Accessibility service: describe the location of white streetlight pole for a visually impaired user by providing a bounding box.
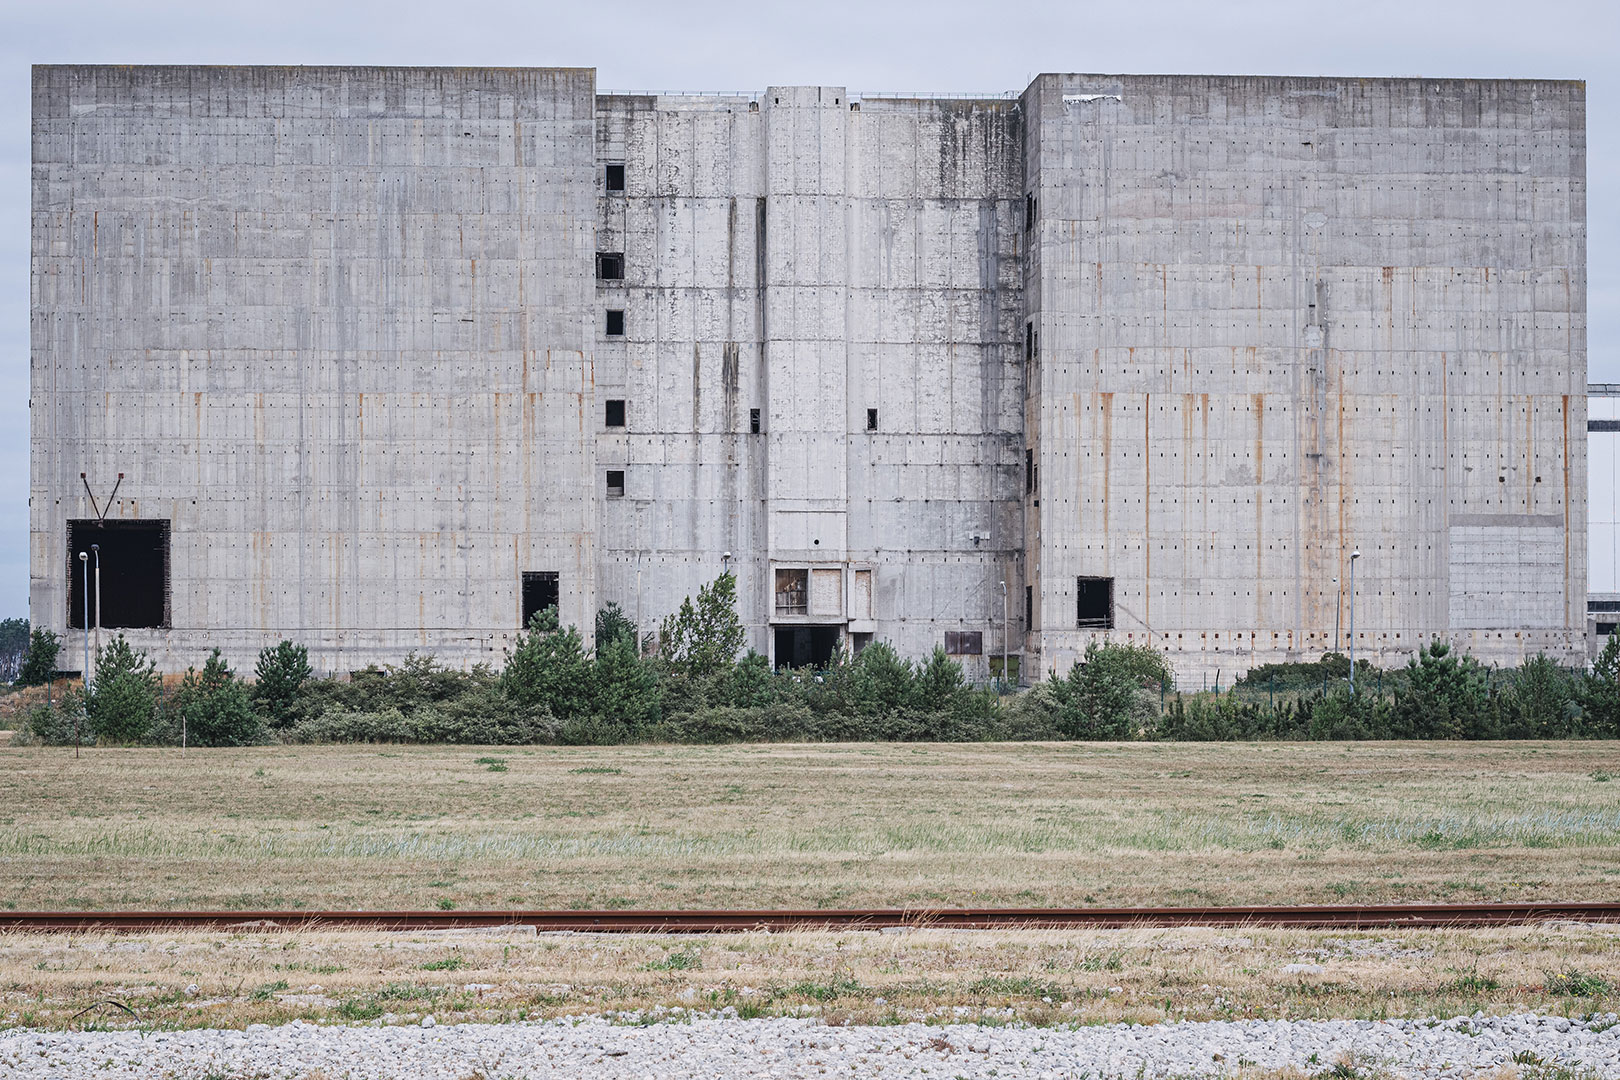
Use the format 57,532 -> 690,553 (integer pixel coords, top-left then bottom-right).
91,543 -> 101,663
1332,576 -> 1340,658
79,551 -> 90,691
999,579 -> 1008,690
1349,550 -> 1362,693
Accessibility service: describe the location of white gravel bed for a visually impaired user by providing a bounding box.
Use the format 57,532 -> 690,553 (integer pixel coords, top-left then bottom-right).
2,1012 -> 1617,1078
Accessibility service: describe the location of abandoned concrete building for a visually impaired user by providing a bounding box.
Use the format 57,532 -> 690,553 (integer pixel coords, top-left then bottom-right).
30,66 -> 1588,683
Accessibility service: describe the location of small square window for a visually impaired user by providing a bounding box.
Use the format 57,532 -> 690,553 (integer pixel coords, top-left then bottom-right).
605,163 -> 625,192
605,400 -> 625,427
605,309 -> 625,336
606,470 -> 625,497
750,408 -> 761,434
866,408 -> 878,431
596,252 -> 624,280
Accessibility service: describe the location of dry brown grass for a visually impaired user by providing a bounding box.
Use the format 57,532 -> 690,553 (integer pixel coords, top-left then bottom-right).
1,740 -> 1617,912
2,922 -> 1615,1034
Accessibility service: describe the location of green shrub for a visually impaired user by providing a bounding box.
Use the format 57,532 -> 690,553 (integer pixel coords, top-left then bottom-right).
1502,653 -> 1579,738
0,618 -> 29,684
15,627 -> 61,688
280,692 -> 556,745
592,633 -> 661,732
86,636 -> 159,743
1050,640 -> 1171,739
658,572 -> 748,710
1390,640 -> 1489,739
501,607 -> 592,721
15,691 -> 91,746
1580,630 -> 1620,737
595,602 -> 639,651
253,640 -> 312,728
172,649 -> 263,746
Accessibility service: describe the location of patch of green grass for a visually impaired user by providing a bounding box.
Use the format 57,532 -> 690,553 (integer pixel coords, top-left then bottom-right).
569,766 -> 622,775
968,975 -> 1068,999
435,898 -> 456,910
474,757 -> 507,772
1591,771 -> 1612,783
640,948 -> 700,972
1437,972 -> 1501,994
1545,969 -> 1613,997
248,979 -> 289,1002
781,975 -> 864,1002
420,955 -> 466,972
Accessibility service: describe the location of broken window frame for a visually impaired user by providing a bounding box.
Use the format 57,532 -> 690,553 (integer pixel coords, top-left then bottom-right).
606,470 -> 625,498
1076,576 -> 1114,630
774,568 -> 808,616
596,252 -> 624,281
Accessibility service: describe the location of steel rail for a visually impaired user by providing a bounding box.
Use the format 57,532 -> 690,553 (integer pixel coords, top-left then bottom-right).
2,902 -> 1617,934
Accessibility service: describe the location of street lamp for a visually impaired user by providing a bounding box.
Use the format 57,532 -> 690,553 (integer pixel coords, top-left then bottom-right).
1349,550 -> 1362,693
999,579 -> 1009,691
90,543 -> 101,663
78,551 -> 90,692
1332,576 -> 1340,657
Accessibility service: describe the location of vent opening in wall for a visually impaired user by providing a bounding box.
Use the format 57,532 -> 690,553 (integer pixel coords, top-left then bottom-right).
1025,193 -> 1036,230
67,520 -> 169,629
604,163 -> 625,192
606,470 -> 625,497
605,400 -> 626,427
750,408 -> 761,434
866,408 -> 878,431
520,571 -> 559,629
1077,576 -> 1114,629
596,252 -> 624,280
1025,449 -> 1034,494
1025,585 -> 1033,630
605,309 -> 625,336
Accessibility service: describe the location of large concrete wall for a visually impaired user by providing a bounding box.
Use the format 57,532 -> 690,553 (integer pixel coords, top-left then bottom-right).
31,66 -> 598,673
31,67 -> 1586,683
593,88 -> 1023,671
1024,75 -> 1587,682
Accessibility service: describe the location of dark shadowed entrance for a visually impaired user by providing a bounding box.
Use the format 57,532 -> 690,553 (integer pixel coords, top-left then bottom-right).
774,625 -> 840,670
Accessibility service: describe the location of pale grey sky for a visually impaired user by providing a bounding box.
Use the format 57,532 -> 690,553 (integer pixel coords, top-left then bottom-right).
3,0 -> 1616,618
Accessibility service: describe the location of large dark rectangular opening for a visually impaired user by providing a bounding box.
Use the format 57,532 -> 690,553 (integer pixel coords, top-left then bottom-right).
521,571 -> 559,629
774,625 -> 840,670
67,520 -> 170,629
1077,576 -> 1114,629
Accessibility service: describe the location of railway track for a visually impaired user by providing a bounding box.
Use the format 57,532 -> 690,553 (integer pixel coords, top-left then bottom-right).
3,902 -> 1617,934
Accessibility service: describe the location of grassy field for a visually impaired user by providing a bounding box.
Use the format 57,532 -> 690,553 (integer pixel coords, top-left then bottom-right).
1,741 -> 1618,912
2,923 -> 1616,1034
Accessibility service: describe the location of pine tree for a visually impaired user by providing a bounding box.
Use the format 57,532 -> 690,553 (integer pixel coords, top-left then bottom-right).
253,640 -> 312,728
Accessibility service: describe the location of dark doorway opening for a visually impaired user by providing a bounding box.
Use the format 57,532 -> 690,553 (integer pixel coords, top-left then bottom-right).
774,625 -> 840,670
1077,576 -> 1114,629
67,520 -> 170,629
521,571 -> 560,628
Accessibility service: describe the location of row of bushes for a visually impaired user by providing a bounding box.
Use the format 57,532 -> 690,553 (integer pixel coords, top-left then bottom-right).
13,574 -> 1620,746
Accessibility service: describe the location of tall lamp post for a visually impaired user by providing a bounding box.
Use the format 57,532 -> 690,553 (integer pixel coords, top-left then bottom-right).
91,544 -> 101,664
79,551 -> 90,690
1349,550 -> 1362,693
1332,576 -> 1340,657
999,579 -> 1009,691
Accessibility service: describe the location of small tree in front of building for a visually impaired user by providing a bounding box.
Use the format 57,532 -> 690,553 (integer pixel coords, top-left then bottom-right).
253,640 -> 313,729
86,635 -> 159,743
174,648 -> 262,747
501,606 -> 593,721
658,573 -> 747,710
15,627 -> 61,687
1581,630 -> 1620,737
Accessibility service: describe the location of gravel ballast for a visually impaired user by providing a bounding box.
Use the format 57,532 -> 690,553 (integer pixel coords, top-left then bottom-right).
3,1012 -> 1617,1078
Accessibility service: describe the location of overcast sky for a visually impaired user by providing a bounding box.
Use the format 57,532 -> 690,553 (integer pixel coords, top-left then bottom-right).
2,0 -> 1616,619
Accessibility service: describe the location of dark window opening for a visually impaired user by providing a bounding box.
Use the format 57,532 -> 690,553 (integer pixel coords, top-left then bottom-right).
605,309 -> 625,336
606,470 -> 625,497
774,625 -> 840,670
851,631 -> 873,656
596,252 -> 624,280
1590,600 -> 1620,613
1077,576 -> 1114,629
1024,321 -> 1037,363
1025,585 -> 1033,631
866,408 -> 878,431
1024,192 -> 1036,231
775,568 -> 808,615
750,408 -> 761,434
520,571 -> 559,629
945,630 -> 983,655
604,163 -> 625,192
1598,621 -> 1619,637
67,519 -> 170,629
605,399 -> 626,427
1025,449 -> 1034,494
1590,419 -> 1620,432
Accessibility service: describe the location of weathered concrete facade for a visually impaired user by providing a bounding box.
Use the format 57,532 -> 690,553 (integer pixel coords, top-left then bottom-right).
31,67 -> 1586,682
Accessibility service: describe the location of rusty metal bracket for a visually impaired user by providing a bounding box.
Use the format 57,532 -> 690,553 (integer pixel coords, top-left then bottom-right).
80,472 -> 124,523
